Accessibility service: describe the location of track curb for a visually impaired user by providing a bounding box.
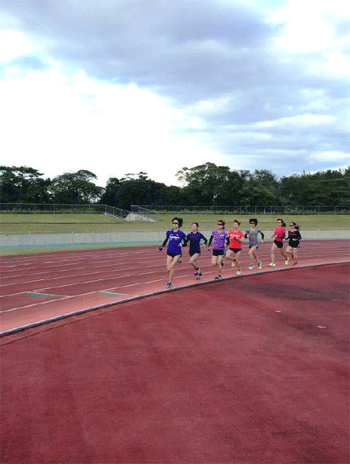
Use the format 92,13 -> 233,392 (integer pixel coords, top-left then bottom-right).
1,259 -> 349,340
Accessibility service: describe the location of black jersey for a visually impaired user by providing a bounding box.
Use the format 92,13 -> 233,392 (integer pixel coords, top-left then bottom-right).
286,230 -> 301,243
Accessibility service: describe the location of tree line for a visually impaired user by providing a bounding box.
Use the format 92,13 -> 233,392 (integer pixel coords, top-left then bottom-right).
1,163 -> 349,210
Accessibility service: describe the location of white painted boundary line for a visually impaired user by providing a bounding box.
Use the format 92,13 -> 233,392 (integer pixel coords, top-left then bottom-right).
1,260 -> 348,338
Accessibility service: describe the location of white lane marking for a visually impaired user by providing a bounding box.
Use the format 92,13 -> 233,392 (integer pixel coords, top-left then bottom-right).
0,278 -> 165,313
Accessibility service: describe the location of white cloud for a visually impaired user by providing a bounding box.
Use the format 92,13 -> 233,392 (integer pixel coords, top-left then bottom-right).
255,114 -> 334,128
0,0 -> 349,186
310,151 -> 350,162
0,62 -> 222,186
269,0 -> 350,58
309,52 -> 350,81
0,29 -> 33,62
184,97 -> 231,115
227,131 -> 272,141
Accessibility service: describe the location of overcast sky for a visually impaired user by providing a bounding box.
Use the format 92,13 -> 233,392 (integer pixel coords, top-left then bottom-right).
1,0 -> 349,187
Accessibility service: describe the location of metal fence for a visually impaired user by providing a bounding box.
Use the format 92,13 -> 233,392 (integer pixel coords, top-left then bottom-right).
0,203 -> 107,214
0,203 -> 156,222
1,203 -> 349,217
104,205 -> 131,220
132,205 -> 350,215
130,205 -> 159,222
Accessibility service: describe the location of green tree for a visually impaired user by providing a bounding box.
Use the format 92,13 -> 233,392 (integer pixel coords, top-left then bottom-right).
0,166 -> 51,203
241,170 -> 278,206
100,177 -> 121,206
50,170 -> 102,204
177,163 -> 249,206
278,168 -> 350,208
100,172 -> 183,210
125,179 -> 178,209
307,170 -> 350,207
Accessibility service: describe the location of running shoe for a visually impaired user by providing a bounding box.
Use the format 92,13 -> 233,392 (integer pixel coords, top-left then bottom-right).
231,261 -> 236,268
248,264 -> 254,270
268,263 -> 276,267
178,258 -> 182,263
285,259 -> 289,265
214,275 -> 222,280
293,262 -> 298,266
236,270 -> 242,275
258,261 -> 263,269
166,283 -> 173,289
221,260 -> 225,267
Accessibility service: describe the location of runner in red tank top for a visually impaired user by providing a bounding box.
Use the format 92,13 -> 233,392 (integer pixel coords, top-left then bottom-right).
269,218 -> 289,267
226,220 -> 244,275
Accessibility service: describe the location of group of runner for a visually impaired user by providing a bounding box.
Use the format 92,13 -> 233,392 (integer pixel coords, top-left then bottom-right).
159,218 -> 301,288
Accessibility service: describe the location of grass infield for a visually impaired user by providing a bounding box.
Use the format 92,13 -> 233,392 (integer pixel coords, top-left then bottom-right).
1,213 -> 349,234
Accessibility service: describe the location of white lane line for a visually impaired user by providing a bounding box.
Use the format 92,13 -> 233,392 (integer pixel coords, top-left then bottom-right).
3,258 -> 348,313
0,278 -> 165,313
2,250 -> 346,286
1,256 -> 349,299
2,260 -> 347,316
1,254 -> 163,279
0,248 -> 158,269
0,261 -> 165,289
0,266 -> 168,298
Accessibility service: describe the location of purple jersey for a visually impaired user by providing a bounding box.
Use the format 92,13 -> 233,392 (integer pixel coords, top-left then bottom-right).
211,229 -> 228,250
166,229 -> 186,255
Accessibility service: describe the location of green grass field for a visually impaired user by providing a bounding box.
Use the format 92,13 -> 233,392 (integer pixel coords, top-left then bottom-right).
1,212 -> 348,256
1,213 -> 349,234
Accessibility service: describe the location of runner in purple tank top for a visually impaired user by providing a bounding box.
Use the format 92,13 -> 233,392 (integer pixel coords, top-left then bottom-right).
207,220 -> 229,280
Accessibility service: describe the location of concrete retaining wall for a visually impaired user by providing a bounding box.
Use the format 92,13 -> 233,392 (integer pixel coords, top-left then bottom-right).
1,229 -> 349,249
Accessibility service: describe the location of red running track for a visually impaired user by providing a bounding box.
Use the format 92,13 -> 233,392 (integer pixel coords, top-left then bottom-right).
1,240 -> 349,335
0,263 -> 349,463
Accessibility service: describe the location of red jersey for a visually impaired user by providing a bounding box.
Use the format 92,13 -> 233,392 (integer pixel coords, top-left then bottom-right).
274,227 -> 286,242
228,229 -> 244,249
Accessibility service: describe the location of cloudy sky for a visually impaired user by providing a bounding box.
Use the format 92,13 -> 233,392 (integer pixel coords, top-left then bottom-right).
1,0 -> 349,187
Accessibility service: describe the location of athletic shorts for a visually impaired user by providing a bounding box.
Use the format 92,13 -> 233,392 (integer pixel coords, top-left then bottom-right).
274,240 -> 284,248
288,241 -> 300,248
212,249 -> 225,256
189,251 -> 200,257
229,247 -> 242,253
167,252 -> 181,258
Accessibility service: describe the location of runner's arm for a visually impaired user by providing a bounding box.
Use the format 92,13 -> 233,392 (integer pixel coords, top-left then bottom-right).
159,236 -> 169,250
200,234 -> 208,245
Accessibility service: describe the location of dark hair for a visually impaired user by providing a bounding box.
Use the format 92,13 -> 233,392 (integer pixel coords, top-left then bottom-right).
234,219 -> 241,225
217,220 -> 225,228
249,218 -> 258,225
277,218 -> 286,227
289,222 -> 300,229
172,217 -> 183,227
192,222 -> 199,228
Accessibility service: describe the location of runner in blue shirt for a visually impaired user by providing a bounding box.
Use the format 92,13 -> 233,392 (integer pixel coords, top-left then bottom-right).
186,222 -> 208,279
159,217 -> 187,288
